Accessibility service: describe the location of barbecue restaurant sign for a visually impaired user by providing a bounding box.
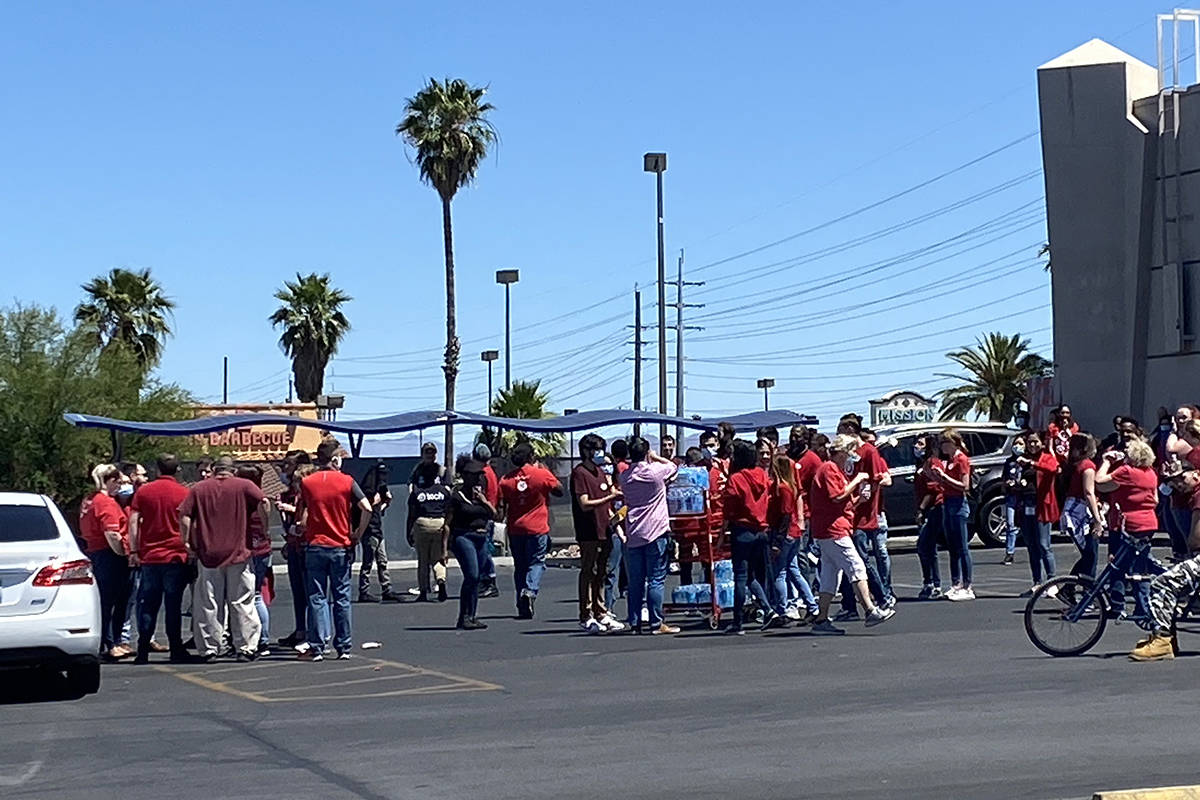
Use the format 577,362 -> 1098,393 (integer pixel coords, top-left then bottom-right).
190,404 -> 324,460
869,390 -> 937,427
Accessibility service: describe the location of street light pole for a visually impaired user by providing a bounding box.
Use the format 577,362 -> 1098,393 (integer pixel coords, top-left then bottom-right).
496,269 -> 519,390
481,350 -> 499,413
564,408 -> 578,468
644,152 -> 668,446
757,378 -> 775,412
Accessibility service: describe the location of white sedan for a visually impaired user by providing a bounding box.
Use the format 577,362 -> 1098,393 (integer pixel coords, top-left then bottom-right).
0,492 -> 102,696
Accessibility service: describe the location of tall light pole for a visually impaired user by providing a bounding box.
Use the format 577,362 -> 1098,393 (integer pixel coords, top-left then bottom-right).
644,152 -> 667,445
564,408 -> 578,467
481,350 -> 499,413
757,378 -> 775,412
496,269 -> 519,390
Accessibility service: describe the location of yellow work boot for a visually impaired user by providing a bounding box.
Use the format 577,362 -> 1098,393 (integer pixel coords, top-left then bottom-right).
1129,634 -> 1176,661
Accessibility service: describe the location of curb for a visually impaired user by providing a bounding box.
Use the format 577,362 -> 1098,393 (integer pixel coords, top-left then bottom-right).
1093,787 -> 1200,799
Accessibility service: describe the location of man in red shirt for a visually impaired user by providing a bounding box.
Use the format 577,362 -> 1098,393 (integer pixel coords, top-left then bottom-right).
128,454 -> 192,664
298,440 -> 373,661
499,442 -> 562,619
180,456 -> 269,662
835,419 -> 892,621
1135,468 -> 1200,660
474,443 -> 501,598
787,425 -> 823,585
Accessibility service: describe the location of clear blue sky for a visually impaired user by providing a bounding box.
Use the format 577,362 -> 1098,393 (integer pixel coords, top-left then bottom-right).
0,1 -> 1161,438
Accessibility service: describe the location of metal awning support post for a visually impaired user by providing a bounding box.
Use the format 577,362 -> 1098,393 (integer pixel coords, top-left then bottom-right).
110,430 -> 124,463
349,434 -> 364,459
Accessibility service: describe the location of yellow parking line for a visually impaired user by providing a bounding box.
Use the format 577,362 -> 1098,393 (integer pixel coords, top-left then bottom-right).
264,684 -> 500,702
1093,787 -> 1200,799
254,671 -> 426,695
216,662 -> 377,685
152,666 -> 271,703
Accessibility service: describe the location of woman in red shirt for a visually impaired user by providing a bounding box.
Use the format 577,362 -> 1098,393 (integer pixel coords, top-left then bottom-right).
807,435 -> 895,633
913,434 -> 948,599
1016,432 -> 1060,595
768,453 -> 818,620
1096,438 -> 1160,620
718,440 -> 776,634
79,463 -> 131,660
931,429 -> 975,601
1062,434 -> 1103,578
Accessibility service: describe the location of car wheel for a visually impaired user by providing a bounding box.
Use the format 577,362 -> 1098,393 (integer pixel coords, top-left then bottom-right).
974,495 -> 1007,548
66,662 -> 101,696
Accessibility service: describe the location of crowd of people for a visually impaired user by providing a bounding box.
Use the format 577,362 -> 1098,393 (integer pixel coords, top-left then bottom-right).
73,402 -> 1200,663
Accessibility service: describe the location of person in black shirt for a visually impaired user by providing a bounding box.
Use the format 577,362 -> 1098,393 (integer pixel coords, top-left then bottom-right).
408,443 -> 449,602
1001,435 -> 1028,566
571,434 -> 623,633
357,462 -> 400,603
448,458 -> 495,630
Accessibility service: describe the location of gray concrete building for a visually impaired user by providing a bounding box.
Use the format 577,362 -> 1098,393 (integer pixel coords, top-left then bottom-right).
1037,35 -> 1200,430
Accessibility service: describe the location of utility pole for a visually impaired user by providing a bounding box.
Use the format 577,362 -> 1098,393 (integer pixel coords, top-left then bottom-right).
222,356 -> 228,404
287,378 -> 293,404
632,285 -> 643,438
643,152 -> 668,447
672,248 -> 704,445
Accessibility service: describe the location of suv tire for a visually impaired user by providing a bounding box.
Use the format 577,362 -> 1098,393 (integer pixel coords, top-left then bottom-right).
66,662 -> 101,696
975,494 -> 1008,548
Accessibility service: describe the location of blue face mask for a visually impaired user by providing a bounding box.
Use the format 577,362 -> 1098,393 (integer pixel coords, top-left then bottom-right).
1012,445 -> 1026,457
591,451 -> 606,465
601,464 -> 614,476
913,446 -> 926,460
117,484 -> 134,498
704,446 -> 718,459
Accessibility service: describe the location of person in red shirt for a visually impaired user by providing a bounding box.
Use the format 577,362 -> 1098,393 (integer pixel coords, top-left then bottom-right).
807,435 -> 895,634
913,434 -> 948,599
1062,434 -> 1103,578
768,452 -> 818,620
1096,438 -> 1160,621
716,440 -> 775,634
833,418 -> 892,620
127,454 -> 192,663
931,428 -> 976,601
296,442 -> 372,661
180,456 -> 270,662
499,442 -> 563,619
474,443 -> 501,599
1046,404 -> 1080,464
237,464 -> 275,657
80,463 -> 131,660
1015,432 -> 1061,595
275,450 -> 313,648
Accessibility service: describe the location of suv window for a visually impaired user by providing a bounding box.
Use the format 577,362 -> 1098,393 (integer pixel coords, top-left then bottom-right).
964,432 -> 1007,457
881,437 -> 918,469
0,505 -> 58,542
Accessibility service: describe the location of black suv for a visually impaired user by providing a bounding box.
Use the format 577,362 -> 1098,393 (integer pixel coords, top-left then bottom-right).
874,422 -> 1021,547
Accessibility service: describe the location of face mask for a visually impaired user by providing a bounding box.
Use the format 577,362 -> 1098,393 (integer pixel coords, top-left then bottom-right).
591,451 -> 606,465
1161,423 -> 1172,432
1012,445 -> 1025,456
117,484 -> 134,498
913,446 -> 926,460
704,446 -> 718,458
601,465 -> 614,476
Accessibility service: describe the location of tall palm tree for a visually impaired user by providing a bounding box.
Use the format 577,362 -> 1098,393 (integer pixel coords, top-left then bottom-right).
476,379 -> 564,462
269,273 -> 352,403
396,77 -> 497,471
73,267 -> 175,371
937,332 -> 1052,422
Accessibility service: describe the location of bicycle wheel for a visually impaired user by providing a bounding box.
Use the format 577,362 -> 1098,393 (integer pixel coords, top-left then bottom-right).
1024,575 -> 1107,656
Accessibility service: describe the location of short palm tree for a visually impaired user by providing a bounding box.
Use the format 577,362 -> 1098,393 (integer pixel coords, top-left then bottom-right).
269,273 -> 352,403
396,77 -> 497,470
73,267 -> 175,371
937,332 -> 1052,422
477,380 -> 564,461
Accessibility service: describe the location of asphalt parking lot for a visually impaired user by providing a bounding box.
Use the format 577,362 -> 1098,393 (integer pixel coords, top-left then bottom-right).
2,541 -> 1198,800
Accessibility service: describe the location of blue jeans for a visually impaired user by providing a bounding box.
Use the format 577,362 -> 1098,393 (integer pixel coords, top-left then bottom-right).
305,546 -> 352,655
866,520 -> 893,601
481,521 -> 497,581
252,553 -> 271,644
1005,496 -> 1020,554
605,535 -> 625,612
510,534 -> 549,599
765,534 -> 798,616
1162,499 -> 1191,557
943,497 -> 973,587
1071,533 -> 1099,578
1108,530 -> 1156,618
778,537 -> 818,613
88,548 -> 131,652
731,528 -> 774,628
1021,514 -> 1056,584
121,568 -> 140,645
625,536 -> 669,629
137,562 -> 189,655
285,543 -> 307,637
840,528 -> 886,612
916,505 -> 944,588
451,531 -> 488,623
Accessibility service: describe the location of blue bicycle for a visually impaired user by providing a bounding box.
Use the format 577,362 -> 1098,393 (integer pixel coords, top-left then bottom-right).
1024,533 -> 1174,656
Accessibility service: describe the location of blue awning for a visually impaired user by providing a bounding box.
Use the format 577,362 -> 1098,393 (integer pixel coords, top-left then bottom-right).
63,408 -> 817,437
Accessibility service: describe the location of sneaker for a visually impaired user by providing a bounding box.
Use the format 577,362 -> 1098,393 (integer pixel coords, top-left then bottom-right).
525,590 -> 536,618
600,615 -> 626,633
1003,553 -> 1014,565
1018,588 -> 1035,599
810,620 -> 845,636
784,605 -> 803,621
833,609 -> 860,622
235,650 -> 257,663
917,585 -> 936,600
581,618 -> 602,635
944,587 -> 964,601
927,587 -> 943,600
479,582 -> 500,599
169,651 -> 203,664
294,641 -> 311,653
457,617 -> 488,631
1129,634 -> 1176,661
1044,584 -> 1060,599
516,593 -> 532,619
437,581 -> 448,603
652,623 -> 681,635
865,607 -> 896,627
357,592 -> 379,603
882,595 -> 898,610
723,626 -> 745,636
257,642 -> 271,657
297,650 -> 324,662
380,590 -> 403,603
337,652 -> 351,660
416,592 -> 429,603
147,640 -> 169,653
278,632 -> 304,647
759,611 -> 787,632
199,653 -> 219,664
948,587 -> 976,602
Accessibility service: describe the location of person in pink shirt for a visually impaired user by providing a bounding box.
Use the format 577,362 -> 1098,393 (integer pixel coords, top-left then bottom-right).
618,436 -> 680,635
